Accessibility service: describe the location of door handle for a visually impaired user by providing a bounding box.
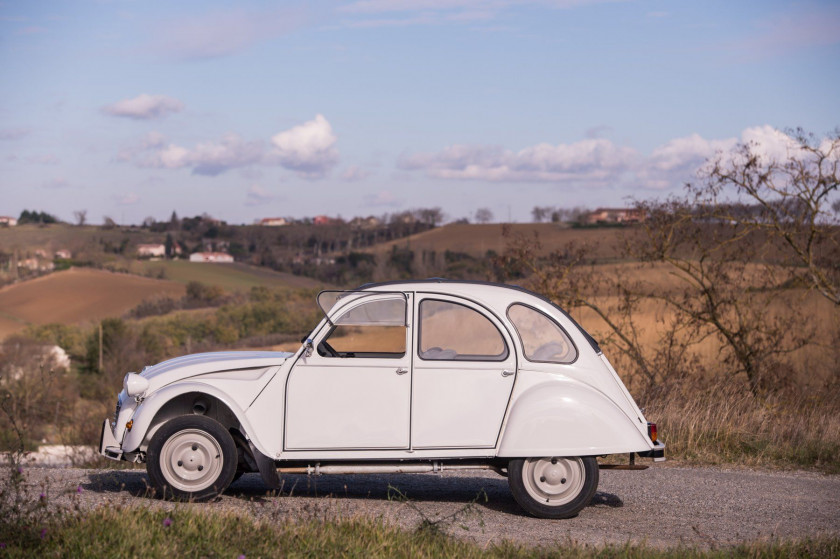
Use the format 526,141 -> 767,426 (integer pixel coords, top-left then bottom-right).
396,367 -> 409,375
501,369 -> 515,377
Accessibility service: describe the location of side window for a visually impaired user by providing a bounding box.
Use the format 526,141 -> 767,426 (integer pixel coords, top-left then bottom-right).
507,304 -> 577,364
418,299 -> 508,361
319,297 -> 406,358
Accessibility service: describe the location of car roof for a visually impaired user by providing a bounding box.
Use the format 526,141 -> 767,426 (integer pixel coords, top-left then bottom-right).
353,279 -> 601,354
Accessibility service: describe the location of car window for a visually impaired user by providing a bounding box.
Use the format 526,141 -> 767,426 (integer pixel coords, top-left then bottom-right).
318,297 -> 407,358
418,299 -> 508,361
507,304 -> 577,364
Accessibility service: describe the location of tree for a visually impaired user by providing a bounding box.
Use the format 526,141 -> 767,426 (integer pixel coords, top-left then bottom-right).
102,216 -> 117,229
531,206 -> 550,223
688,128 -> 840,305
415,207 -> 444,227
73,210 -> 87,226
165,234 -> 175,258
475,208 -> 494,224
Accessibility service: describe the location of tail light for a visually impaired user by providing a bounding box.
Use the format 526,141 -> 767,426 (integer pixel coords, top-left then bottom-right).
647,422 -> 657,443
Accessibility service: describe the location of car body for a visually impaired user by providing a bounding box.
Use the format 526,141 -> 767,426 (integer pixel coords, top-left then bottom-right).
99,280 -> 664,518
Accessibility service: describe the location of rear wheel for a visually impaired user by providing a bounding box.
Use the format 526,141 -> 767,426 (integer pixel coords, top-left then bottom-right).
146,415 -> 237,502
507,456 -> 599,518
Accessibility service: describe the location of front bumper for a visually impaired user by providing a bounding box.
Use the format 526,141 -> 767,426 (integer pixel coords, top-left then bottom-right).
98,419 -> 123,461
637,440 -> 666,462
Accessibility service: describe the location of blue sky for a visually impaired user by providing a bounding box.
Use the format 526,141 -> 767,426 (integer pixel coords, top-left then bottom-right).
1,0 -> 838,224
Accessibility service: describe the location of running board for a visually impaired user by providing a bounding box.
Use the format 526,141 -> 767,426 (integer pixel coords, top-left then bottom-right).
275,461 -> 506,476
598,464 -> 649,470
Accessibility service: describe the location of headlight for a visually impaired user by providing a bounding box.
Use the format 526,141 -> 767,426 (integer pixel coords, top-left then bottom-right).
123,373 -> 149,398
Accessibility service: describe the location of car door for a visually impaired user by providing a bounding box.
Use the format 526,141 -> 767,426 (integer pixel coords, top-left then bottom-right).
411,294 -> 517,448
284,292 -> 412,450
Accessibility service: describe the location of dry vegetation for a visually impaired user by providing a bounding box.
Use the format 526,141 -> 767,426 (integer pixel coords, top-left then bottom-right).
498,130 -> 840,472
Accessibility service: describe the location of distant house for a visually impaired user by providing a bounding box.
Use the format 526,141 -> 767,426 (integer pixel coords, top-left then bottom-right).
0,216 -> 17,227
54,249 -> 72,259
189,252 -> 234,263
137,244 -> 166,258
19,257 -> 54,272
584,208 -> 646,225
258,217 -> 289,226
349,216 -> 382,229
313,215 -> 331,226
35,249 -> 48,258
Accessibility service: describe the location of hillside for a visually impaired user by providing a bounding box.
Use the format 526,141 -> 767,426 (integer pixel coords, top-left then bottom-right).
360,223 -> 631,261
0,267 -> 185,338
137,261 -> 326,291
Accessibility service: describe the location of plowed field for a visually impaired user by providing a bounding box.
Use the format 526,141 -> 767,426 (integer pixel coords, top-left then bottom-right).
0,267 -> 185,338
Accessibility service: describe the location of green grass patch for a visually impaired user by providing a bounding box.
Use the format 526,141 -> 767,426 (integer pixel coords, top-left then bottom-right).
1,507 -> 837,558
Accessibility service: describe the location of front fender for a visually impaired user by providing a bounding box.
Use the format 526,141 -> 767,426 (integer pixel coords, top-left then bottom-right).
498,377 -> 652,457
121,381 -> 273,458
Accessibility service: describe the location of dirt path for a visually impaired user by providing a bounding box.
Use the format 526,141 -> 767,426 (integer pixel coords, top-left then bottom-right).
20,465 -> 840,549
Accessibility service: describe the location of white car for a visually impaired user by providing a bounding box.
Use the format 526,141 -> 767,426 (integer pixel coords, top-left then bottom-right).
99,280 -> 664,518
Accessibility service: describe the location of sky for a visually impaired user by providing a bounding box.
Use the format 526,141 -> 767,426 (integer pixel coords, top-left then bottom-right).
1,0 -> 838,225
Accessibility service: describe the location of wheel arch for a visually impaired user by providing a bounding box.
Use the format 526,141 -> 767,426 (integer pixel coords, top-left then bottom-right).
121,382 -> 272,458
498,378 -> 652,457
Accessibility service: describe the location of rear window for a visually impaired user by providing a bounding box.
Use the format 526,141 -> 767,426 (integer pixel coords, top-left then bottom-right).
507,304 -> 577,364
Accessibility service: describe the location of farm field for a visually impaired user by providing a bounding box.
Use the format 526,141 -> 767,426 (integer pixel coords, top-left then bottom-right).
0,267 -> 185,338
362,222 -> 630,261
137,260 -> 326,291
0,223 -> 158,252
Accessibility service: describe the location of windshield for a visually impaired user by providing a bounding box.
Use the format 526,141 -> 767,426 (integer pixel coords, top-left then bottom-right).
316,290 -> 408,326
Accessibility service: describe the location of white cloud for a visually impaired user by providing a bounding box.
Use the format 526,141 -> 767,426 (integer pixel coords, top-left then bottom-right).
269,114 -> 339,177
398,126 -> 816,191
245,184 -> 275,206
736,6 -> 840,58
117,193 -> 140,205
152,8 -> 307,60
102,94 -> 185,120
145,133 -> 264,176
119,115 -> 339,178
341,165 -> 371,181
399,138 -> 636,185
339,0 -> 624,26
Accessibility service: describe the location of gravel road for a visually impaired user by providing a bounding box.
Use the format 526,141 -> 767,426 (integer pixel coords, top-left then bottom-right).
19,465 -> 840,549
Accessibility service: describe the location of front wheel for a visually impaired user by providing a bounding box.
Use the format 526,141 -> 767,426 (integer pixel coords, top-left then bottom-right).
146,415 -> 237,502
507,456 -> 599,519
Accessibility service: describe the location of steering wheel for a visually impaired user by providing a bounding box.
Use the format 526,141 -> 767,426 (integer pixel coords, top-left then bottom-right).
531,341 -> 572,362
317,340 -> 340,358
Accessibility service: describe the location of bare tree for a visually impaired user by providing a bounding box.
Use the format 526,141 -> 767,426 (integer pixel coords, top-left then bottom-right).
475,208 -> 494,224
688,128 -> 840,305
73,210 -> 87,226
531,206 -> 551,223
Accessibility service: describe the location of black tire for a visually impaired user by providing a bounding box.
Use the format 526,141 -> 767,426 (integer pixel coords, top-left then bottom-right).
507,456 -> 599,519
146,415 -> 237,502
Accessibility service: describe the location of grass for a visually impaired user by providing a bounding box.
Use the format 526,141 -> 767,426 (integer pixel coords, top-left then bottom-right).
639,380 -> 840,473
1,506 -> 838,558
137,260 -> 326,292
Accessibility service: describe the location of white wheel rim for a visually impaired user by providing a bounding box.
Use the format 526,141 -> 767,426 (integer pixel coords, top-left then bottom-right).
521,457 -> 585,506
159,428 -> 224,493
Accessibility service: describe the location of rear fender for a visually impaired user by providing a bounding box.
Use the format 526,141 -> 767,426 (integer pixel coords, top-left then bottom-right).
121,382 -> 273,458
498,378 -> 652,457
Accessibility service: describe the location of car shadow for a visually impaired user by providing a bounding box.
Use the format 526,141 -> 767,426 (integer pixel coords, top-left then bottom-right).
84,470 -> 622,516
